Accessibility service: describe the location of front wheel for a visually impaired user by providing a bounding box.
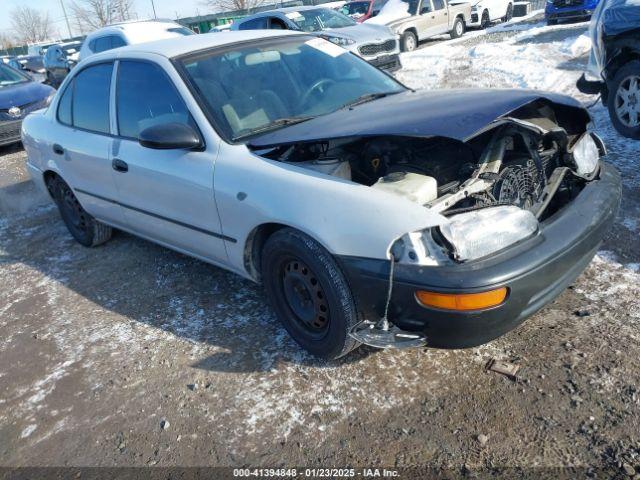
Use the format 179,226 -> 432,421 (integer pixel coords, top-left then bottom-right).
451,17 -> 465,38
261,228 -> 360,359
502,3 -> 513,22
607,61 -> 640,140
401,31 -> 418,52
48,176 -> 113,247
547,18 -> 558,26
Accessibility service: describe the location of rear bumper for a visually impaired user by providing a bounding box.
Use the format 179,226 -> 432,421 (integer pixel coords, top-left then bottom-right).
338,163 -> 621,348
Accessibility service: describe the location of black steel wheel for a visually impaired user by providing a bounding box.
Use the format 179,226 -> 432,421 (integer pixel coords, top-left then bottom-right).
261,228 -> 360,359
48,176 -> 112,247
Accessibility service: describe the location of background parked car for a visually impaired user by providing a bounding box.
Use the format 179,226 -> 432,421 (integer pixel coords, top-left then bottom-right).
44,41 -> 82,87
8,55 -> 45,75
27,42 -> 57,57
545,0 -> 600,25
341,0 -> 389,22
0,62 -> 55,147
231,7 -> 401,71
79,19 -> 195,60
367,0 -> 472,51
450,0 -> 513,28
577,0 -> 640,139
0,55 -> 15,64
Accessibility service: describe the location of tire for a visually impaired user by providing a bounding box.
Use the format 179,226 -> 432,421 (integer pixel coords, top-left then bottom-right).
48,176 -> 113,247
547,18 -> 558,26
502,3 -> 513,22
607,61 -> 640,140
451,17 -> 465,38
401,31 -> 418,52
45,71 -> 53,86
261,228 -> 360,359
480,10 -> 490,29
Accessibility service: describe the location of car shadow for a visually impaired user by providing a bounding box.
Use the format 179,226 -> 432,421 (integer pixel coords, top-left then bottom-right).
0,179 -> 377,374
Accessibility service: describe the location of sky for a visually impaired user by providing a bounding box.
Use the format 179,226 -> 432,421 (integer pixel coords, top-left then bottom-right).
1,0 -> 209,37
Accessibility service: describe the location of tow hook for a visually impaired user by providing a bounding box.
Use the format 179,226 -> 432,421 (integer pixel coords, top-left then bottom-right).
349,319 -> 427,349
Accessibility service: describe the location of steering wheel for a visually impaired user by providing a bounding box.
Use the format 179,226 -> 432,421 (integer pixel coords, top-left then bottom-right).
299,78 -> 337,108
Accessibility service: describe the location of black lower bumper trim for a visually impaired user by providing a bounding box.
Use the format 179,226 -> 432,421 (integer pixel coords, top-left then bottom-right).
338,163 -> 622,349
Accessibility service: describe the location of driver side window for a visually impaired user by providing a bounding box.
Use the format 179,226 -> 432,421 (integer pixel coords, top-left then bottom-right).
420,0 -> 432,13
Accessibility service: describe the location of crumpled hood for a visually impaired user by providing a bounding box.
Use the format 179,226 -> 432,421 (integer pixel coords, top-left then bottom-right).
0,81 -> 54,109
248,88 -> 586,148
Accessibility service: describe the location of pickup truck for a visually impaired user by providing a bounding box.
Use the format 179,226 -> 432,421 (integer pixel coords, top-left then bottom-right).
368,0 -> 472,51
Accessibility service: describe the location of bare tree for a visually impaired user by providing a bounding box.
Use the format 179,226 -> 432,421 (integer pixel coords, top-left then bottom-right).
201,0 -> 268,13
70,0 -> 136,30
10,6 -> 54,44
0,32 -> 17,50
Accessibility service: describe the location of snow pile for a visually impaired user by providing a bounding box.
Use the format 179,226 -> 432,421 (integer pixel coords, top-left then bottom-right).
365,0 -> 411,24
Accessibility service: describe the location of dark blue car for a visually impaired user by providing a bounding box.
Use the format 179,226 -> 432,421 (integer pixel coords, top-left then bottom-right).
0,63 -> 55,147
545,0 -> 600,25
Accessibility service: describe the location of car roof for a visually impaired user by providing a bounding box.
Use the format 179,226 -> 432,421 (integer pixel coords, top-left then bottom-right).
86,30 -> 304,61
85,19 -> 188,41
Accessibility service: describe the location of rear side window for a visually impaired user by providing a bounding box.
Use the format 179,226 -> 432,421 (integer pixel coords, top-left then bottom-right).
71,63 -> 113,133
57,82 -> 73,125
432,0 -> 445,9
238,17 -> 269,30
116,61 -> 193,139
111,36 -> 126,48
93,36 -> 112,53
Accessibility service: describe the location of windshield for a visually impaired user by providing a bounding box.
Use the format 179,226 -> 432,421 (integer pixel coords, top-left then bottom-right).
286,8 -> 357,31
342,2 -> 371,15
0,63 -> 30,87
180,36 -> 404,141
167,26 -> 195,36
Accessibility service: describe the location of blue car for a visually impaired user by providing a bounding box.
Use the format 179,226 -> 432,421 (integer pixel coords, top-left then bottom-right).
0,63 -> 55,147
545,0 -> 600,25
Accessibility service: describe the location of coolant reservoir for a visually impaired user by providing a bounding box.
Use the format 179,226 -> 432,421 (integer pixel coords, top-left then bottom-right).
296,158 -> 351,180
372,172 -> 438,205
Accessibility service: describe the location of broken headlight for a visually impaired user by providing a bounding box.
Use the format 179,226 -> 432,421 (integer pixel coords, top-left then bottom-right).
440,206 -> 538,262
571,132 -> 601,178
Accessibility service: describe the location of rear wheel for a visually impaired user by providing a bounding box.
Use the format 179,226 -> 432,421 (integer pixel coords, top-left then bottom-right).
401,31 -> 418,52
547,18 -> 558,26
451,17 -> 465,38
47,176 -> 112,247
607,61 -> 640,139
261,228 -> 360,359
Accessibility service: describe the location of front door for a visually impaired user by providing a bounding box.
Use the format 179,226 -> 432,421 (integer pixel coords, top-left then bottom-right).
109,59 -> 228,265
431,0 -> 451,34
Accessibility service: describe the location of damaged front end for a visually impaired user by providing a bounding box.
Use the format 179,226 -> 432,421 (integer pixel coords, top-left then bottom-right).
251,97 -> 606,348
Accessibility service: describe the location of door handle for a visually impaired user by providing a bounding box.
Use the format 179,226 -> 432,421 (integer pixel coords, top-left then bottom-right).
52,143 -> 64,155
112,158 -> 128,173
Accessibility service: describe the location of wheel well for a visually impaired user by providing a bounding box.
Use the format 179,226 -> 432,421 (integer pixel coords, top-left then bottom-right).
403,28 -> 417,39
457,13 -> 465,24
43,170 -> 61,199
243,222 -> 289,282
607,50 -> 640,81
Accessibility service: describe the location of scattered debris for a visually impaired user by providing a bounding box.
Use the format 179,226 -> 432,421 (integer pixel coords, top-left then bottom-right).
623,463 -> 636,477
574,310 -> 592,317
160,419 -> 170,430
486,359 -> 520,380
477,434 -> 489,447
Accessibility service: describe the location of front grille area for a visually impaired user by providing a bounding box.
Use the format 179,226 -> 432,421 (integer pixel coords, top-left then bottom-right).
0,120 -> 22,146
552,0 -> 583,7
368,54 -> 401,71
0,98 -> 48,121
471,13 -> 479,22
359,39 -> 397,57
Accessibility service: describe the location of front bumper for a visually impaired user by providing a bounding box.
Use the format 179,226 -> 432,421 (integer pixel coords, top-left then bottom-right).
338,163 -> 621,349
366,53 -> 402,72
0,120 -> 22,147
546,7 -> 594,21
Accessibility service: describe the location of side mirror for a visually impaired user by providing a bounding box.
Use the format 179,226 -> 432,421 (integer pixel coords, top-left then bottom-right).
138,123 -> 202,150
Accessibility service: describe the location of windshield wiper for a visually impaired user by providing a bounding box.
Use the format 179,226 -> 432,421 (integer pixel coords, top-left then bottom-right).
339,91 -> 399,110
233,115 -> 314,141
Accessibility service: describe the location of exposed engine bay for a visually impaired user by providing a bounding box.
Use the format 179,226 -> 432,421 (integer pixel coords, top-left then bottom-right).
255,101 -> 602,264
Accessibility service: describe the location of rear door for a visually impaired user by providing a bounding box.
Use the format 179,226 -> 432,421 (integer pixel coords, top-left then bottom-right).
52,62 -> 126,227
431,0 -> 451,34
109,59 -> 227,264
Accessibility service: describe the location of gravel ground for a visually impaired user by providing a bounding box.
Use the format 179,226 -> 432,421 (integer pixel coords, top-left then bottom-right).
1,17 -> 639,477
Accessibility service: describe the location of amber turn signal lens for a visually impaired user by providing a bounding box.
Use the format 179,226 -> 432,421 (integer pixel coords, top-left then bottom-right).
415,288 -> 508,311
